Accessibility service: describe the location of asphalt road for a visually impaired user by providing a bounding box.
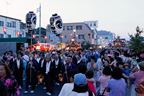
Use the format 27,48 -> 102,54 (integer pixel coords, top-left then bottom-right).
20,81 -> 136,96
20,81 -> 63,96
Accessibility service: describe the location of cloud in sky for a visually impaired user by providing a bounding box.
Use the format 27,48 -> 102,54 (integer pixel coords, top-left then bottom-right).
0,0 -> 144,39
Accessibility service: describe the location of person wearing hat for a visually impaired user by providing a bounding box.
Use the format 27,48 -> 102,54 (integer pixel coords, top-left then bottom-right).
130,61 -> 144,96
72,73 -> 95,96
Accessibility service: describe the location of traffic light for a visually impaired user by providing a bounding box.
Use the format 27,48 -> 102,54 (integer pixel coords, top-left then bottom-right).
3,28 -> 6,34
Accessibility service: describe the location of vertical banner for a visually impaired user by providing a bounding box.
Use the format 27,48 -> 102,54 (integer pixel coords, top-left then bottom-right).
50,29 -> 60,45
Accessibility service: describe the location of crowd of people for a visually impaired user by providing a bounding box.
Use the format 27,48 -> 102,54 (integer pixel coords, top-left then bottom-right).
0,48 -> 144,96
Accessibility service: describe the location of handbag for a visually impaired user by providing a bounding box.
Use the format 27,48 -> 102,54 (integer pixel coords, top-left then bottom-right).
99,88 -> 106,96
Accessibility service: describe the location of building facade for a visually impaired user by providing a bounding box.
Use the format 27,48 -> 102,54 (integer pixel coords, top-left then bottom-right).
46,22 -> 96,44
0,15 -> 25,38
84,21 -> 98,44
97,30 -> 115,47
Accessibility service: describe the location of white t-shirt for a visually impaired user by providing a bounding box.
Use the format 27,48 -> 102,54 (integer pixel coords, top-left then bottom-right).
59,83 -> 77,96
77,91 -> 95,96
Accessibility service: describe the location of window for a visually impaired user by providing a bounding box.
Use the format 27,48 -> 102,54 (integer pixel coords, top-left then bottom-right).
0,34 -> 4,38
0,21 -> 4,26
92,34 -> 94,39
88,34 -> 90,39
12,21 -> 16,28
65,35 -> 66,38
94,23 -> 96,26
7,34 -> 11,38
63,26 -> 65,30
90,23 -> 92,26
67,26 -> 73,30
78,35 -> 84,39
76,26 -> 82,30
105,37 -> 108,39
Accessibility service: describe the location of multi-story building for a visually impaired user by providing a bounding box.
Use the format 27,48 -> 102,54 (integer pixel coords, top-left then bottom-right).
84,21 -> 98,44
97,30 -> 115,47
46,22 -> 96,44
0,15 -> 25,38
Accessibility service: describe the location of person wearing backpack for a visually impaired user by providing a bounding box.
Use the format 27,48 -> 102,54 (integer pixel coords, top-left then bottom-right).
130,61 -> 144,96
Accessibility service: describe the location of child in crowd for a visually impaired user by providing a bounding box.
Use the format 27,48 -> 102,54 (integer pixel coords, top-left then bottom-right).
86,71 -> 96,95
122,63 -> 131,86
98,66 -> 112,96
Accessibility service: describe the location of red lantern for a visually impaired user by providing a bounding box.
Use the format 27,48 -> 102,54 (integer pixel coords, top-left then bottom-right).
66,43 -> 69,47
45,36 -> 47,39
71,38 -> 75,42
33,35 -> 35,38
70,34 -> 72,36
51,40 -> 53,42
3,28 -> 6,34
138,32 -> 140,34
54,37 -> 56,39
61,36 -> 64,38
16,32 -> 20,36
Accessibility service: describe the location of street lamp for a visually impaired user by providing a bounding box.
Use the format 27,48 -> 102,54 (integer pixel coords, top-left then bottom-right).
73,29 -> 76,38
73,29 -> 76,43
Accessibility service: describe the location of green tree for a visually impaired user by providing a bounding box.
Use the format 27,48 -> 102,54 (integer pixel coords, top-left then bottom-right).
81,41 -> 91,49
129,26 -> 144,50
35,27 -> 46,36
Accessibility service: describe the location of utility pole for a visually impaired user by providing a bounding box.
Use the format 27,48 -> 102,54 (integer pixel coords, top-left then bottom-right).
39,3 -> 41,43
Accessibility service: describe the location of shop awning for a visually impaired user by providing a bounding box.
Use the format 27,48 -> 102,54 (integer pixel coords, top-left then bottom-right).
0,37 -> 32,43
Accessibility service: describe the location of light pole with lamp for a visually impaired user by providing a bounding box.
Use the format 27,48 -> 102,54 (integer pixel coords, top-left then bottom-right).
73,29 -> 76,42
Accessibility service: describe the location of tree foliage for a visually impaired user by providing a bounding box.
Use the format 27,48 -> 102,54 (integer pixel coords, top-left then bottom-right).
81,41 -> 91,49
129,28 -> 144,50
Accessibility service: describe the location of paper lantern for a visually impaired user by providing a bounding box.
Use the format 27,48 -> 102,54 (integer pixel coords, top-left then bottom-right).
26,11 -> 37,30
16,32 -> 20,36
50,14 -> 63,36
45,36 -> 47,39
33,35 -> 36,38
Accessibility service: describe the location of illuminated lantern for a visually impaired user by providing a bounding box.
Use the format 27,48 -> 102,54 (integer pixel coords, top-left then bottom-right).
54,36 -> 56,39
61,35 -> 64,38
3,28 -> 6,34
70,34 -> 72,36
71,38 -> 75,42
26,11 -> 37,30
45,36 -> 47,39
16,32 -> 20,36
138,32 -> 140,34
66,43 -> 69,47
33,35 -> 36,38
50,14 -> 63,36
59,77 -> 63,82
